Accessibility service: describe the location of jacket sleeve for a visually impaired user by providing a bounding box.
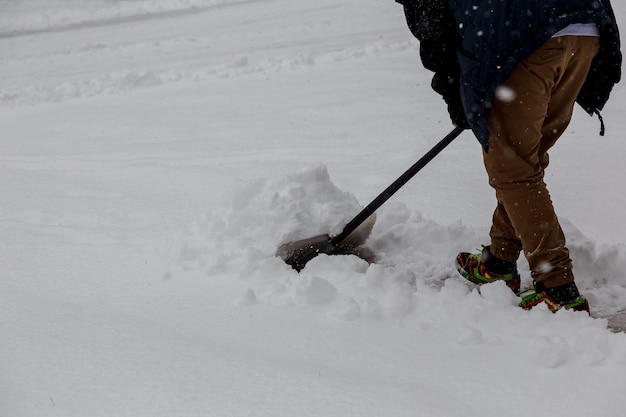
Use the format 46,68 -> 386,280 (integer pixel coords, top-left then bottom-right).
397,0 -> 468,128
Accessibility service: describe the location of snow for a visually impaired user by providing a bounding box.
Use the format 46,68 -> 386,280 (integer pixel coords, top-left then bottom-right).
1,1 -> 626,416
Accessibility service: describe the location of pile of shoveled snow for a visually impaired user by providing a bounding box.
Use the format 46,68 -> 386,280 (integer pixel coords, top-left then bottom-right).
162,165 -> 626,344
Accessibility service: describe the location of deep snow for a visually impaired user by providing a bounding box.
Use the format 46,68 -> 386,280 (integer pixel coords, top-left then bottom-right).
2,1 -> 626,416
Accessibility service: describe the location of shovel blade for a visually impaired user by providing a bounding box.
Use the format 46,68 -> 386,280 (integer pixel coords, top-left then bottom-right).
277,214 -> 376,271
276,233 -> 333,271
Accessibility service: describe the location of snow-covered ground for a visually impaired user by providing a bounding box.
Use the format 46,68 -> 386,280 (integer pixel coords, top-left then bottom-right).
2,1 -> 626,416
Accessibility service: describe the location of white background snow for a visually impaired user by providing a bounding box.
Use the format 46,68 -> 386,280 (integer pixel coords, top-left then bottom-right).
2,1 -> 626,416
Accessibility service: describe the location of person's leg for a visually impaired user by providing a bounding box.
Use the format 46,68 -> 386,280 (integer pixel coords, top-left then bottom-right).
484,36 -> 599,288
489,202 -> 522,264
539,37 -> 600,167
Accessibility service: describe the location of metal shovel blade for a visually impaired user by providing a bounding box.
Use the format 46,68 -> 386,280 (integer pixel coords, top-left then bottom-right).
277,214 -> 376,271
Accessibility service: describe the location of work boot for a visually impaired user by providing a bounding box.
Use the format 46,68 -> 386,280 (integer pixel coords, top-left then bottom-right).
519,281 -> 589,313
455,246 -> 521,293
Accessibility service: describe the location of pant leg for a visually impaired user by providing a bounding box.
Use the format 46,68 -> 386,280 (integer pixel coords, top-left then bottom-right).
489,201 -> 523,263
484,36 -> 599,287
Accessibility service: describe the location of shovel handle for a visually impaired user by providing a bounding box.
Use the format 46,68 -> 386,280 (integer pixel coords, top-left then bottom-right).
330,126 -> 465,246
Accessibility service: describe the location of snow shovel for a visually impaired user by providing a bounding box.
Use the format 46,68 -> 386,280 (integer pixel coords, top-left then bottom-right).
277,126 -> 465,271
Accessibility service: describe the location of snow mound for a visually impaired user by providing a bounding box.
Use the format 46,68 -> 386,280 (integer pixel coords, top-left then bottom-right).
162,166 -> 626,347
563,219 -> 626,317
163,164 -> 362,271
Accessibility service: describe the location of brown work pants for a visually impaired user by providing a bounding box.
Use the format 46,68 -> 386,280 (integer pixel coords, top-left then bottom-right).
484,36 -> 600,288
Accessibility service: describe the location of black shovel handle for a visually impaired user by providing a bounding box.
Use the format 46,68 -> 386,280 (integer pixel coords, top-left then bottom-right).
330,126 -> 465,246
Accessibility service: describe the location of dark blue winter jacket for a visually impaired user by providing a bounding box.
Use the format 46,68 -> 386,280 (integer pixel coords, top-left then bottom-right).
398,0 -> 621,150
